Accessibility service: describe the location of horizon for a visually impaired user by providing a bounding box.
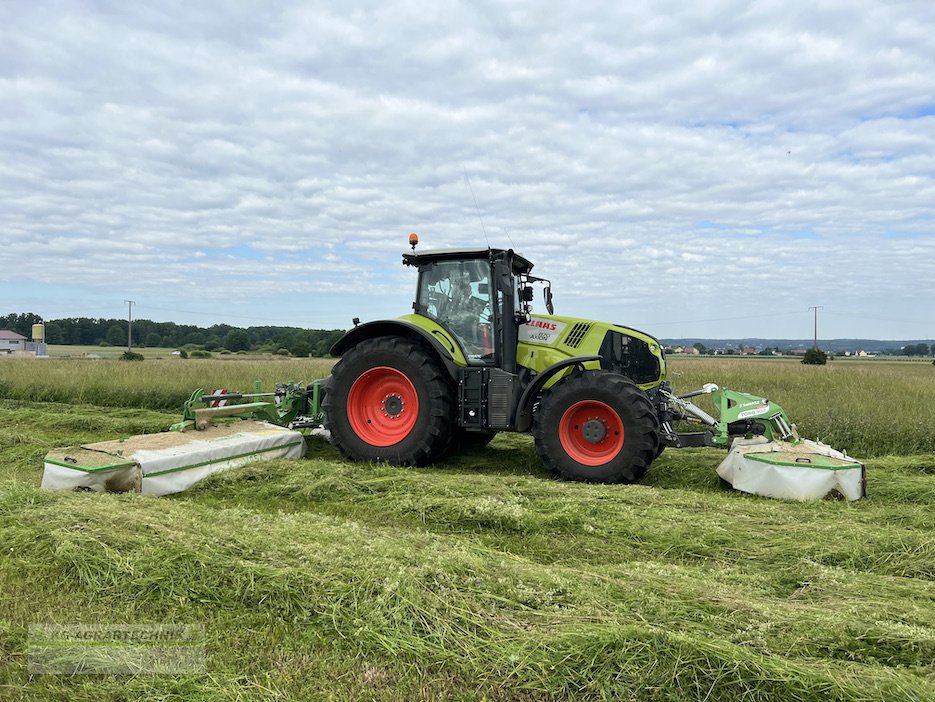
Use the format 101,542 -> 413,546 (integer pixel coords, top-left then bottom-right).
4,311 -> 934,347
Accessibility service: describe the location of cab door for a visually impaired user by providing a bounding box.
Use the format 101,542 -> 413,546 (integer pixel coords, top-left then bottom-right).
416,259 -> 496,365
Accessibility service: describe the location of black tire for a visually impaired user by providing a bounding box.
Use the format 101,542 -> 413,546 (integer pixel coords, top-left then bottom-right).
533,371 -> 659,483
323,336 -> 455,466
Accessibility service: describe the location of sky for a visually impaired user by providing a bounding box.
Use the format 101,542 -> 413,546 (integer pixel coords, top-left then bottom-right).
1,1 -> 934,340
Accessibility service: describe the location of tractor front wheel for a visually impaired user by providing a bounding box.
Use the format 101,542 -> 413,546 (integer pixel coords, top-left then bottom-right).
324,337 -> 455,465
533,371 -> 659,483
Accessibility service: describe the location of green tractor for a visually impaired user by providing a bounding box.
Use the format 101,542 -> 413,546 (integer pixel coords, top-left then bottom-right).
45,239 -> 864,500
323,242 -> 676,483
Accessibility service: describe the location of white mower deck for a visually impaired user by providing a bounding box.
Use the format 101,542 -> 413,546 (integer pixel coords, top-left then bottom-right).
42,420 -> 305,495
717,437 -> 865,501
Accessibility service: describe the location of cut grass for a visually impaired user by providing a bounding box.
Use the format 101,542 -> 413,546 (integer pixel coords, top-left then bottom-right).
3,477 -> 934,701
2,399 -> 935,700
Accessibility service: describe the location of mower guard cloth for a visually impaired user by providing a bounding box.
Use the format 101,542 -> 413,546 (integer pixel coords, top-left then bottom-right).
717,437 -> 865,501
42,420 -> 305,496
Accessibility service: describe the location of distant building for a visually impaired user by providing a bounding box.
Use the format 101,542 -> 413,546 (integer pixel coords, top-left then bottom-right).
683,346 -> 701,355
0,330 -> 27,354
0,329 -> 47,357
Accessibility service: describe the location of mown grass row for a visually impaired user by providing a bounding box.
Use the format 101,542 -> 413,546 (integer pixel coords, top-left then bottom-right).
2,399 -> 935,700
2,356 -> 934,456
2,498 -> 930,701
3,466 -> 935,701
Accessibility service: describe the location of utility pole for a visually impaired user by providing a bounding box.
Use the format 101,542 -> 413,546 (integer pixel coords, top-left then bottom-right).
808,305 -> 823,350
124,300 -> 135,351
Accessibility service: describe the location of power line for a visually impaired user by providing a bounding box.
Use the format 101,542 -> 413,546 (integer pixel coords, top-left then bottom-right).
825,310 -> 934,327
463,168 -> 491,250
135,304 -> 323,327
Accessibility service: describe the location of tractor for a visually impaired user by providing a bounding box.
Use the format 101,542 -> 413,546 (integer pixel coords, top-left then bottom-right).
43,238 -> 866,500
322,240 -> 671,483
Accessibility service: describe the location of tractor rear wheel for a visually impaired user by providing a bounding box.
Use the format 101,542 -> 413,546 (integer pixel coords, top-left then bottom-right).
324,337 -> 455,466
533,371 -> 659,483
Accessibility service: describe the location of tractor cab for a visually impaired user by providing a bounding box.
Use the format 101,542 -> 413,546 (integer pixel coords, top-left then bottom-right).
403,247 -> 534,371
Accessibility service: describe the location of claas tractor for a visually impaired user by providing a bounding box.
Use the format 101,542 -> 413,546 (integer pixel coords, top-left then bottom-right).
42,238 -> 865,500
323,241 -> 707,483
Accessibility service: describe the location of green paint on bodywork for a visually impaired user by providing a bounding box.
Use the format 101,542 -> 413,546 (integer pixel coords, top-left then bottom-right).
397,312 -> 666,392
743,453 -> 859,470
399,314 -> 468,367
518,314 -> 666,391
709,387 -> 794,447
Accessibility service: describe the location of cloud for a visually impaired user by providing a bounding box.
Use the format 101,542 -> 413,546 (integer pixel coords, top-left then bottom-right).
0,0 -> 933,339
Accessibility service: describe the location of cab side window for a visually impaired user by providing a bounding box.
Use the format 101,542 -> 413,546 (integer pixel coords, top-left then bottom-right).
418,260 -> 494,363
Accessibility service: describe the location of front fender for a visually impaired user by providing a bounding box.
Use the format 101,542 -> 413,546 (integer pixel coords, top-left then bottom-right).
513,356 -> 601,432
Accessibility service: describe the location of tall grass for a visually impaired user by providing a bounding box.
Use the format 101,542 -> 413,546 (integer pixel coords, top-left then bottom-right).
667,358 -> 935,457
0,357 -> 334,411
2,356 -> 933,456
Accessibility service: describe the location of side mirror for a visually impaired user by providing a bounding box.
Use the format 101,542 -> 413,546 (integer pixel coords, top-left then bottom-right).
521,287 -> 534,302
545,286 -> 554,315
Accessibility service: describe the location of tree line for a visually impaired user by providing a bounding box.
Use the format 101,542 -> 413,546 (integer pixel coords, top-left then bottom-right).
880,343 -> 931,357
0,312 -> 346,357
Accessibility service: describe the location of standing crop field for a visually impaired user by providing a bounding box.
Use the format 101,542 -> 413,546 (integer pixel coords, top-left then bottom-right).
668,358 -> 935,457
1,356 -> 932,456
0,357 -> 335,411
1,357 -> 934,700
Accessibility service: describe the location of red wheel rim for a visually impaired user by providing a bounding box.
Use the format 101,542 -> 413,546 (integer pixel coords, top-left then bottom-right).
347,366 -> 419,446
559,400 -> 624,466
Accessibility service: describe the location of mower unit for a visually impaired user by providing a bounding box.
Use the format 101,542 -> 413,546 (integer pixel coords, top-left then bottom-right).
42,421 -> 305,495
656,383 -> 865,500
41,384 -> 319,496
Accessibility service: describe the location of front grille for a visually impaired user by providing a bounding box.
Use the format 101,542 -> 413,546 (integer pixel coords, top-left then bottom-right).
564,322 -> 592,348
598,331 -> 661,384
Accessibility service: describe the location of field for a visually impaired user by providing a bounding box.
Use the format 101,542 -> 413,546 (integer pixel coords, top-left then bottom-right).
1,356 -> 934,700
45,345 -> 187,359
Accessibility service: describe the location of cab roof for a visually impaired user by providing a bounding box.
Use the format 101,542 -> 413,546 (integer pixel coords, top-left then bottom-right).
402,247 -> 534,274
